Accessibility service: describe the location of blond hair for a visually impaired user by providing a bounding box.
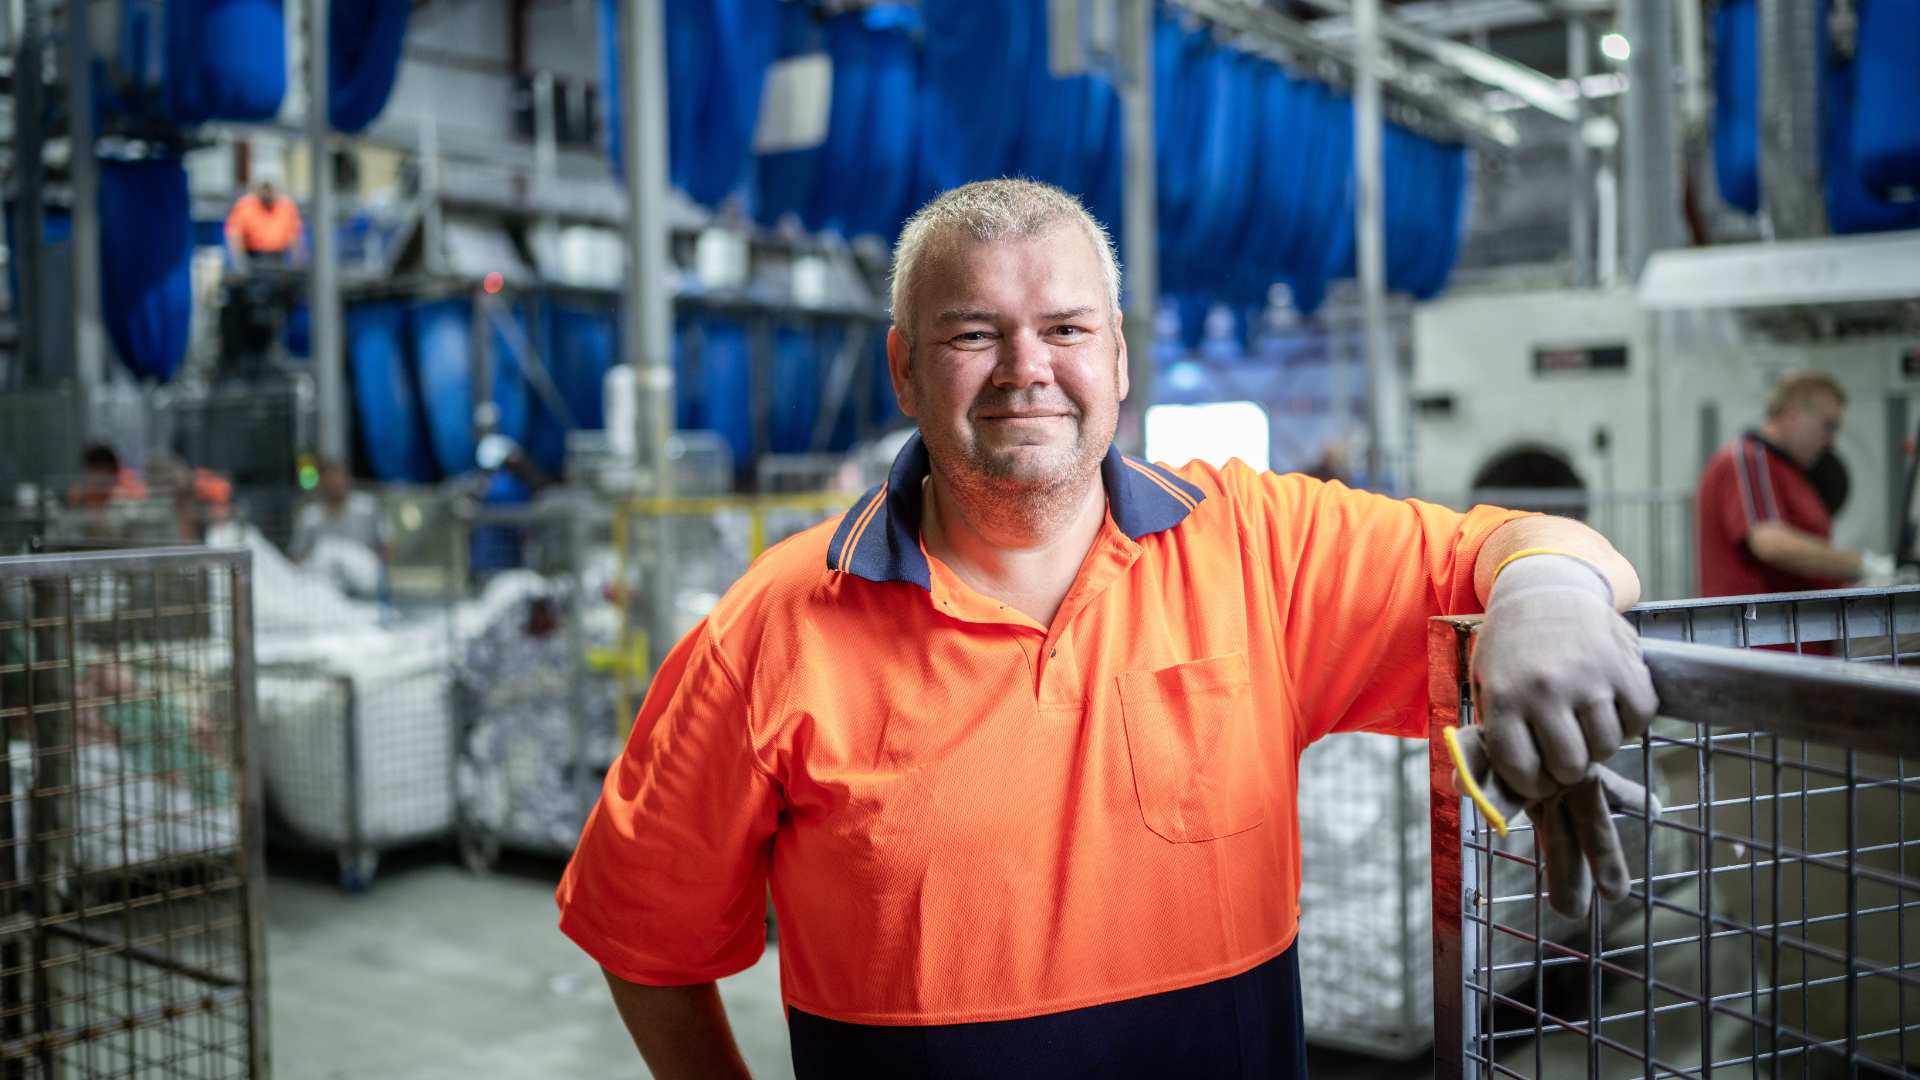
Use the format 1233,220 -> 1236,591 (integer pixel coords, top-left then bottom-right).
889,179 -> 1121,344
1766,368 -> 1847,418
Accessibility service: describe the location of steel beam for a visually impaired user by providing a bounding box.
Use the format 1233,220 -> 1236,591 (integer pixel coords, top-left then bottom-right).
1175,0 -> 1519,147
308,0 -> 347,462
619,0 -> 677,670
1354,0 -> 1396,490
1757,0 -> 1827,238
1119,0 -> 1156,456
1621,0 -> 1684,276
13,0 -> 45,388
1567,19 -> 1592,287
67,0 -> 104,430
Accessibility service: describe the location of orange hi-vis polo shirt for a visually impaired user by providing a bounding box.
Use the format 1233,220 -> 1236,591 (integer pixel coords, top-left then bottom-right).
557,433 -> 1527,1026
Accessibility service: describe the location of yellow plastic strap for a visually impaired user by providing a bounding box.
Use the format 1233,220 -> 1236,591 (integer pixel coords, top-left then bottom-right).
1442,725 -> 1509,837
1490,547 -> 1594,586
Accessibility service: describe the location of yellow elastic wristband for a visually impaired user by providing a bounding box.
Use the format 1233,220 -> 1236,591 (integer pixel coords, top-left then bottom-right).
1442,725 -> 1509,837
1490,547 -> 1594,586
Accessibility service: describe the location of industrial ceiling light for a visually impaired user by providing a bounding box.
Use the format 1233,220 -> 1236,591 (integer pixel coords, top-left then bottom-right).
1600,33 -> 1631,61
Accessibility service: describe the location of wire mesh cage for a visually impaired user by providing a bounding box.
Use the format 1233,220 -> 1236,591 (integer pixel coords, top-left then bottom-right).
0,546 -> 268,1078
229,495 -> 460,892
611,492 -> 856,739
258,658 -> 452,891
1431,585 -> 1920,1080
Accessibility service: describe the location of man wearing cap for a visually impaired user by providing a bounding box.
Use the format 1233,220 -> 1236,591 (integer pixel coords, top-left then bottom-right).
558,179 -> 1658,1079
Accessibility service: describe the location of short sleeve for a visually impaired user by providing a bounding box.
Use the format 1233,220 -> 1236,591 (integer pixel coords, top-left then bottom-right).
556,619 -> 780,986
1702,456 -> 1749,551
1221,465 -> 1532,743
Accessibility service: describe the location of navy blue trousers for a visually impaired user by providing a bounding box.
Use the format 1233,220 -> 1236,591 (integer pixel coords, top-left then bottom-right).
788,945 -> 1309,1080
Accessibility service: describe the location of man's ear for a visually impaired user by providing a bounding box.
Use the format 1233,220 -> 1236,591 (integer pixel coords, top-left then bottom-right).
885,326 -> 917,418
1113,309 -> 1130,402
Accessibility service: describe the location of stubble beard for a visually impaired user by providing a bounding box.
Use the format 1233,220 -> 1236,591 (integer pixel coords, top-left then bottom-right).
914,376 -> 1117,541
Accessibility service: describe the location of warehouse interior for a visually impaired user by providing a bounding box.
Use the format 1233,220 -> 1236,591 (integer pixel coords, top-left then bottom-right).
1,0 -> 1919,1075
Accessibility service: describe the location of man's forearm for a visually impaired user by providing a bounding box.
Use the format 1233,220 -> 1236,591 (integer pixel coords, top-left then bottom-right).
1746,520 -> 1861,581
602,969 -> 753,1080
1474,516 -> 1641,611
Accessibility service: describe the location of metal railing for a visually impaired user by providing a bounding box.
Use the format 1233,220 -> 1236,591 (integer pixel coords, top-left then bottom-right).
1430,584 -> 1920,1079
0,547 -> 269,1078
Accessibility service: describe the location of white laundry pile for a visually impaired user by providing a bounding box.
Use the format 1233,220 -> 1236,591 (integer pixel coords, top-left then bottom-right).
454,568 -> 620,854
1295,731 -> 1434,1050
7,725 -> 240,880
214,523 -> 547,850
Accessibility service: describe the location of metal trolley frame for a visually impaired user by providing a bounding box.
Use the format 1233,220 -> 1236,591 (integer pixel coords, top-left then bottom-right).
1431,585 -> 1920,1079
0,546 -> 270,1078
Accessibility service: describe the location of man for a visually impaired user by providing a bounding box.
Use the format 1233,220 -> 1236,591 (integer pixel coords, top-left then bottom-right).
290,462 -> 391,595
558,180 -> 1657,1079
223,181 -> 304,270
1696,369 -> 1870,596
68,444 -> 147,507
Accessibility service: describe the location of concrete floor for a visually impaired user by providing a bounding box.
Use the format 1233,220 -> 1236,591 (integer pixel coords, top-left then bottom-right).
266,847 -> 1429,1079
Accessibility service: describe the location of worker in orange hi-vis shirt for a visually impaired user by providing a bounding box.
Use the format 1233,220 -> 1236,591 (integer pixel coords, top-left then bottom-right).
557,179 -> 1662,1080
222,181 -> 304,270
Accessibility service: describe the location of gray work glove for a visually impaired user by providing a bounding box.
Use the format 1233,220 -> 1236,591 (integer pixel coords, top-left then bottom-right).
1460,553 -> 1662,917
1450,724 -> 1664,919
1470,554 -> 1658,799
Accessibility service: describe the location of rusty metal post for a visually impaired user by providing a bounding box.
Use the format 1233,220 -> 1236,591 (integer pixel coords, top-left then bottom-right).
1428,615 -> 1480,1080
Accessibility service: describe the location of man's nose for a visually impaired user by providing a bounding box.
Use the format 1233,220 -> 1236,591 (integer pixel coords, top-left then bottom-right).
992,331 -> 1053,387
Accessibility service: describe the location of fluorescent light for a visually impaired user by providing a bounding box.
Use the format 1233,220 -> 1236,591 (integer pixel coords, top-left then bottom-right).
1144,402 -> 1271,473
1600,33 -> 1631,60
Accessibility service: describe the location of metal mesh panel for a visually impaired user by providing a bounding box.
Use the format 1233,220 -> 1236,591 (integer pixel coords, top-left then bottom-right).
0,547 -> 267,1078
611,494 -> 854,743
1432,585 -> 1920,1080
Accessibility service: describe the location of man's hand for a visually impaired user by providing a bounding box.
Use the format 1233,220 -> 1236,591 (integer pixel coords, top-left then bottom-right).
1471,554 -> 1657,798
1462,546 -> 1661,919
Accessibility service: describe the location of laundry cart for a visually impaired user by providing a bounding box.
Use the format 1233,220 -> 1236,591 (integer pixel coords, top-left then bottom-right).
1431,585 -> 1920,1079
0,546 -> 269,1078
449,497 -> 619,870
257,657 -> 453,891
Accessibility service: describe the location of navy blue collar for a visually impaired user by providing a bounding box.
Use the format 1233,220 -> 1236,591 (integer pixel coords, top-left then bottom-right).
825,431 -> 1206,589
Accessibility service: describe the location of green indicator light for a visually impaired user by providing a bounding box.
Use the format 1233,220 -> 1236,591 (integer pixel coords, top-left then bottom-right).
298,465 -> 320,490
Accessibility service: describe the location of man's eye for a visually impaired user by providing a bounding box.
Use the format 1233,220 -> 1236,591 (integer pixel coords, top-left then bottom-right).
1051,326 -> 1083,338
952,332 -> 989,343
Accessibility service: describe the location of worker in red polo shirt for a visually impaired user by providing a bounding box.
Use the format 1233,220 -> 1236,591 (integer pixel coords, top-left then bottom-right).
1696,369 -> 1876,596
558,179 -> 1660,1079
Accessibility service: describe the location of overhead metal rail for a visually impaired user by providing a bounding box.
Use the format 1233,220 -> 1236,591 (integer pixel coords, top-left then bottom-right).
1291,0 -> 1580,121
1177,0 -> 1599,146
1176,0 -> 1523,147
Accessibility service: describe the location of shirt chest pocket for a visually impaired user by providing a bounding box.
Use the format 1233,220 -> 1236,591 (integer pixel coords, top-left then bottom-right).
1116,652 -> 1264,843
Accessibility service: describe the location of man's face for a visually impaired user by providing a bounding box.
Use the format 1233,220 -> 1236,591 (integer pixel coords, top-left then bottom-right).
258,183 -> 276,207
1778,392 -> 1844,467
886,227 -> 1127,495
318,464 -> 349,505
